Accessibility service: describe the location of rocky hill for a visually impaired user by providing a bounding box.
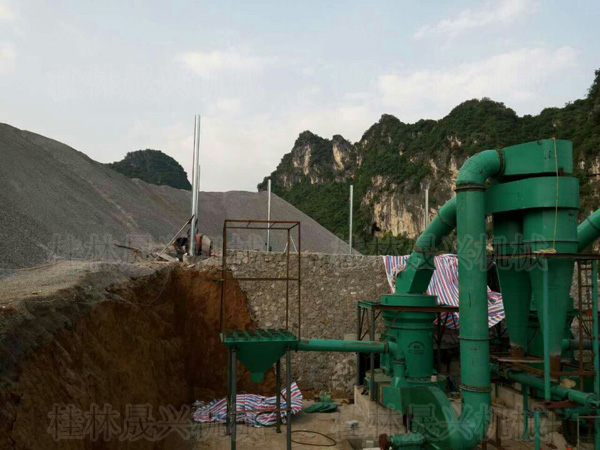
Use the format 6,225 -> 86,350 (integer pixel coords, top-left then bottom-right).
0,124 -> 350,270
260,69 -> 600,254
108,149 -> 192,190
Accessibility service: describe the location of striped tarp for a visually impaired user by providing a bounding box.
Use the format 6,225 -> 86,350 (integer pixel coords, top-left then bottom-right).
383,254 -> 504,329
192,382 -> 302,427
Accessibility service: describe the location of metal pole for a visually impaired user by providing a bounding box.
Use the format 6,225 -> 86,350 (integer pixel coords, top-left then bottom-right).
349,184 -> 353,255
424,185 -> 429,228
286,350 -> 292,450
534,410 -> 540,450
356,303 -> 361,386
231,348 -> 237,450
267,179 -> 272,252
521,385 -> 529,440
189,114 -> 201,256
370,309 -> 376,401
226,347 -> 231,435
542,259 -> 551,401
592,260 -> 600,450
276,358 -> 282,434
297,224 -> 302,340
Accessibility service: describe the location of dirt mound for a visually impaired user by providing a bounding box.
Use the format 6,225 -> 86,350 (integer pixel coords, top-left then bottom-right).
0,123 -> 349,270
0,261 -> 274,449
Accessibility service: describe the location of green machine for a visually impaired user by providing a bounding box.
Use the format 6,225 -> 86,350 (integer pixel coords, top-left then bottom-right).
222,140 -> 600,450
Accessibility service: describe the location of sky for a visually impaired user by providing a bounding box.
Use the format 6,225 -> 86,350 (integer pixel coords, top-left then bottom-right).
0,0 -> 599,191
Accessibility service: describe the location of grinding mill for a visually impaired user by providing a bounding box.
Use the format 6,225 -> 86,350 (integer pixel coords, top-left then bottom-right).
220,139 -> 600,449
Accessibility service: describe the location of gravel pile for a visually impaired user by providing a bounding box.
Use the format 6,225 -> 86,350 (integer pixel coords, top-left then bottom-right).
0,123 -> 349,270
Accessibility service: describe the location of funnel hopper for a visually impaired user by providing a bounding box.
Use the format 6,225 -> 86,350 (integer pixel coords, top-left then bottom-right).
493,213 -> 531,355
221,329 -> 297,382
524,208 -> 578,366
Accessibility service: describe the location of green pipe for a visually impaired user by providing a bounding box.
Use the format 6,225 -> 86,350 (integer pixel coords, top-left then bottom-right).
496,366 -> 599,408
577,208 -> 600,252
534,410 -> 540,450
295,338 -> 387,353
542,259 -> 551,401
592,261 -> 600,450
447,150 -> 503,450
522,385 -> 529,440
562,339 -> 593,351
395,197 -> 457,294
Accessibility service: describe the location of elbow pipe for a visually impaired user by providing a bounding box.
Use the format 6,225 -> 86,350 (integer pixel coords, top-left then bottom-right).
456,149 -> 504,186
563,338 -> 593,351
450,149 -> 503,450
395,197 -> 457,294
577,208 -> 600,252
295,339 -> 387,353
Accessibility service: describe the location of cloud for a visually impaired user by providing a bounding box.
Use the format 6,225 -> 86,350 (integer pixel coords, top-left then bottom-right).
214,98 -> 242,114
378,46 -> 578,122
0,0 -> 15,21
0,42 -> 15,74
178,49 -> 270,78
414,0 -> 538,39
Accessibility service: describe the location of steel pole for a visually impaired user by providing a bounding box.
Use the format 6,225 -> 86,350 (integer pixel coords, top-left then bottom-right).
349,184 -> 353,255
521,385 -> 529,440
534,410 -> 540,450
592,260 -> 600,450
370,309 -> 376,401
542,259 -> 551,401
189,114 -> 201,256
231,348 -> 237,450
356,304 -> 361,386
286,350 -> 292,450
267,179 -> 271,252
424,185 -> 429,228
276,358 -> 282,434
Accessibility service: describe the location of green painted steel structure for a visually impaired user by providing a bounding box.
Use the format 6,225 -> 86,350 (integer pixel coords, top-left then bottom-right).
222,139 -> 600,450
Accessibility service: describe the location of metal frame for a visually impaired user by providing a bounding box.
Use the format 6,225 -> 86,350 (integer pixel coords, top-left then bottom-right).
219,220 -> 302,338
492,256 -> 600,447
220,220 -> 301,450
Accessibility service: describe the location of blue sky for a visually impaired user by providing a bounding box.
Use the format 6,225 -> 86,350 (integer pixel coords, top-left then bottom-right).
0,0 -> 598,191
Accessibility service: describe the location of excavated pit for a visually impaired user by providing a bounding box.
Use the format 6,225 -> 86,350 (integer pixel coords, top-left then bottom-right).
0,262 -> 275,450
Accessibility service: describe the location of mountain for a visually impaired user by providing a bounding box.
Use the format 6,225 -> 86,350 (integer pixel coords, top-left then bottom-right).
259,69 -> 600,254
108,149 -> 192,190
0,124 -> 350,269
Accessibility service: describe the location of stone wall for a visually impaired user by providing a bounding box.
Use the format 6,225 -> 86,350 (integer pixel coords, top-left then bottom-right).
203,251 -> 389,392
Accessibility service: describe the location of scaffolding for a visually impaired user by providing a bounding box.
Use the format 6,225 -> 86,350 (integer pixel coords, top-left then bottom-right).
219,219 -> 302,450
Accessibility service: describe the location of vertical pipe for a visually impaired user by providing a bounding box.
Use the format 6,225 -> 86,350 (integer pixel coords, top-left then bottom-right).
220,224 -> 227,332
424,185 -> 429,228
231,348 -> 237,450
370,309 -> 376,401
297,225 -> 302,340
592,260 -> 600,450
456,185 -> 491,436
267,179 -> 272,252
286,350 -> 292,450
521,385 -> 529,440
226,347 -> 231,435
542,258 -> 551,401
349,185 -> 353,255
286,229 -> 290,330
534,410 -> 540,450
356,303 -> 361,386
276,358 -> 282,434
189,114 -> 201,256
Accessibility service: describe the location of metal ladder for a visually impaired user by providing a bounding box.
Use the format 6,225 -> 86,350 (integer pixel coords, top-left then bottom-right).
577,260 -> 597,388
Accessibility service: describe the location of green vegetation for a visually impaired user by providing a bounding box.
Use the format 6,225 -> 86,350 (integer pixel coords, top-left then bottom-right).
108,149 -> 191,190
260,69 -> 600,255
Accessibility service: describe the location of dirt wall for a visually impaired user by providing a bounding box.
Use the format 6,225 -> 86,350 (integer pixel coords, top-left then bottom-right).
0,263 -> 273,450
